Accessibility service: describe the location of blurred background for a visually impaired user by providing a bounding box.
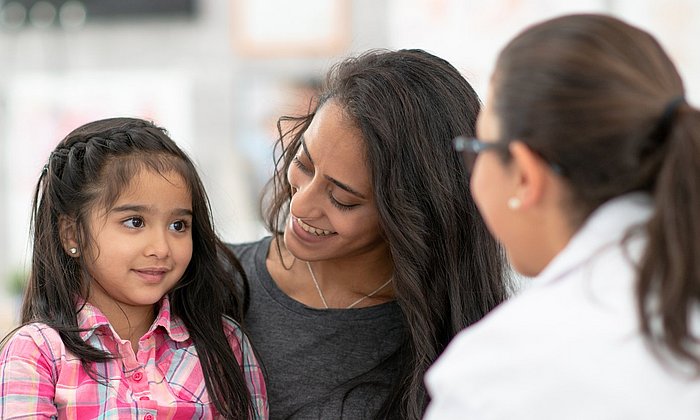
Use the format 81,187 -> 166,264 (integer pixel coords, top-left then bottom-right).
1,0 -> 698,335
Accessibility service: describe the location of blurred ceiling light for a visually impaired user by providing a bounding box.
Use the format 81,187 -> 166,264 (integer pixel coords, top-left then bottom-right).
1,0 -> 195,29
59,1 -> 85,29
0,1 -> 27,30
28,0 -> 56,28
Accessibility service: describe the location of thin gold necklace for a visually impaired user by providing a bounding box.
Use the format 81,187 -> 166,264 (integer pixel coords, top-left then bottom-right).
306,261 -> 393,309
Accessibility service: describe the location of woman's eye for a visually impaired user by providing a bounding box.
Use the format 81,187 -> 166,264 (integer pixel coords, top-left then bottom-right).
123,217 -> 144,229
329,193 -> 357,211
170,220 -> 189,232
292,156 -> 313,175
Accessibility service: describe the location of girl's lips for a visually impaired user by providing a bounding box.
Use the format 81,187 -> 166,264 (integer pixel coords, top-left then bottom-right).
133,268 -> 168,283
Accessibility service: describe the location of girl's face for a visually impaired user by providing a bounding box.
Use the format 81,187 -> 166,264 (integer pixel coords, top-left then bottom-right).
83,168 -> 193,315
283,100 -> 389,263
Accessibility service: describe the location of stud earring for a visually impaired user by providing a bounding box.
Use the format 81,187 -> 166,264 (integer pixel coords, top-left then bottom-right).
69,247 -> 78,255
507,197 -> 522,210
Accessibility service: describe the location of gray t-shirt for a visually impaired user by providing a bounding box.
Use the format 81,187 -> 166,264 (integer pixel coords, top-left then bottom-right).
230,237 -> 406,419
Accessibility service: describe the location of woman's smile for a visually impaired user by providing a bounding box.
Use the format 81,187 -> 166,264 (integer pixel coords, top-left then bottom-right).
294,216 -> 336,236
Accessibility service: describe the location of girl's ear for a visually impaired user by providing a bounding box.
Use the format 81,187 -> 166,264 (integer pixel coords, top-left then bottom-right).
508,141 -> 550,210
58,215 -> 80,257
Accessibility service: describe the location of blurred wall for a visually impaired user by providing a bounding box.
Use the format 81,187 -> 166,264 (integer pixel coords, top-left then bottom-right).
0,0 -> 697,334
0,0 -> 390,333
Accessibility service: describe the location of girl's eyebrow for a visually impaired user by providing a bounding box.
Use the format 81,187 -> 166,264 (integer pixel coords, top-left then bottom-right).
300,138 -> 367,200
111,204 -> 193,217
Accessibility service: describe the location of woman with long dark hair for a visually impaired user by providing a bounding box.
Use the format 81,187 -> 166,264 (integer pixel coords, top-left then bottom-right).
230,49 -> 510,419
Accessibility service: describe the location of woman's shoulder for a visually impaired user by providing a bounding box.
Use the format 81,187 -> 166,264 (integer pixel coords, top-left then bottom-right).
431,274 -> 641,383
439,284 -> 597,362
227,236 -> 272,262
227,236 -> 272,253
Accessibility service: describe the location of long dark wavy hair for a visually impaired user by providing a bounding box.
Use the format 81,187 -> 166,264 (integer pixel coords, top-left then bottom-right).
492,14 -> 700,370
20,117 -> 253,418
263,49 -> 511,419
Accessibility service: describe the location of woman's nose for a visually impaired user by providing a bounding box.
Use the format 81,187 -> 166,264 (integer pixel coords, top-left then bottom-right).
288,176 -> 323,218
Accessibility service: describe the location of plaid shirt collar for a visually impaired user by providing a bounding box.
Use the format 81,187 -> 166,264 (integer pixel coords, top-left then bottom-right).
76,295 -> 190,343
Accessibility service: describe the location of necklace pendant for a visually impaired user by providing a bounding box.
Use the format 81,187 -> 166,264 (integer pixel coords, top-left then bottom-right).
306,261 -> 393,309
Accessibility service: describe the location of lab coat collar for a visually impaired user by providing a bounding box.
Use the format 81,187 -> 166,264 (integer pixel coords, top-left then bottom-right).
533,193 -> 654,288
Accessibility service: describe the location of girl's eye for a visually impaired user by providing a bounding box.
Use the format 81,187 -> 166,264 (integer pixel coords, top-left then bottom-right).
329,192 -> 357,212
292,156 -> 313,175
169,220 -> 189,232
123,217 -> 144,229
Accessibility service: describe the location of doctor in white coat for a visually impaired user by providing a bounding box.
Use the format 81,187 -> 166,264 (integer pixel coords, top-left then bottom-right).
425,13 -> 700,420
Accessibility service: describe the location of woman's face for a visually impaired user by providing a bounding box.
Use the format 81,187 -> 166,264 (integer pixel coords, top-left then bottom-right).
472,82 -> 575,277
283,99 -> 389,263
470,86 -> 528,273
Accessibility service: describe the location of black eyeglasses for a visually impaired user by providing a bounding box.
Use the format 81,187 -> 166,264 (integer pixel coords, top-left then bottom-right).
452,136 -> 564,175
452,136 -> 510,172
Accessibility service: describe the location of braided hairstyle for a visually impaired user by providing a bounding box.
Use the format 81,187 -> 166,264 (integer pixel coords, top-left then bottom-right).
23,117 -> 253,418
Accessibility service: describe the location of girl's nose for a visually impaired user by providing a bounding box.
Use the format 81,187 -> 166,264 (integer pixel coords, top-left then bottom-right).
144,230 -> 171,259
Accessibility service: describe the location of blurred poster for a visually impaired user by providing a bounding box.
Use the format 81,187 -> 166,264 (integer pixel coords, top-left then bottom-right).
234,74 -> 321,216
232,0 -> 350,56
387,0 -> 608,97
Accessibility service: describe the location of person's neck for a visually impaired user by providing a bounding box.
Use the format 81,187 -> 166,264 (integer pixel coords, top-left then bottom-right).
308,248 -> 394,296
268,235 -> 396,308
521,198 -> 577,276
89,296 -> 156,354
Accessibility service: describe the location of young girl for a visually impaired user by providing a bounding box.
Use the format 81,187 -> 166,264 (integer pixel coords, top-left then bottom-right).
0,117 -> 268,419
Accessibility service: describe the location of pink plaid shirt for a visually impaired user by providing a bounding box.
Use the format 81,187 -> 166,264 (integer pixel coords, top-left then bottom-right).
0,296 -> 268,419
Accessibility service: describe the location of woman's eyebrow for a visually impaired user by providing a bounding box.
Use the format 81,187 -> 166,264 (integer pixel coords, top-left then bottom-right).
326,176 -> 366,199
300,137 -> 314,165
300,138 -> 367,200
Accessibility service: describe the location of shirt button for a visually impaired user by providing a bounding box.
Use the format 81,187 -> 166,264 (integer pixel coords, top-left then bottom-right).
133,371 -> 143,382
144,414 -> 154,420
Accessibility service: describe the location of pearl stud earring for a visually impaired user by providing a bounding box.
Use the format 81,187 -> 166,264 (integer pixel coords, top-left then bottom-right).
507,197 -> 522,210
69,247 -> 78,255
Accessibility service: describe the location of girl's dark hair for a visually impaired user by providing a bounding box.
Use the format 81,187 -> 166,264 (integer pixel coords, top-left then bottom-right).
23,117 -> 253,418
264,49 -> 510,419
493,14 -> 700,369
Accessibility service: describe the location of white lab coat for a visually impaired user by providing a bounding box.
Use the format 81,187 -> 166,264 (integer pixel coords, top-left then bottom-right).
425,193 -> 700,420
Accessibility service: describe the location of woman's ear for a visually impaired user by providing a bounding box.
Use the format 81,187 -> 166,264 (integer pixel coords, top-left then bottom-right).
508,141 -> 551,210
58,215 -> 80,257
